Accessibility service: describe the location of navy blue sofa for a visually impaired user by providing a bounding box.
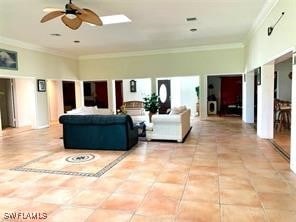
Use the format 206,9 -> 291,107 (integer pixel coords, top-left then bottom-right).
59,115 -> 138,150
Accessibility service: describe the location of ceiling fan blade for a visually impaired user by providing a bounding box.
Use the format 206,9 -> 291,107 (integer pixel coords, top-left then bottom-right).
41,11 -> 64,23
61,15 -> 82,30
77,8 -> 103,26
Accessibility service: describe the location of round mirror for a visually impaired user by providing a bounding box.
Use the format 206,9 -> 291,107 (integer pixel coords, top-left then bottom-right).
159,84 -> 167,103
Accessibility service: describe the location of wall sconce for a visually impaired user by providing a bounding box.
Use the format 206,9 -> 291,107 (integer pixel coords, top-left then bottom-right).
268,12 -> 285,36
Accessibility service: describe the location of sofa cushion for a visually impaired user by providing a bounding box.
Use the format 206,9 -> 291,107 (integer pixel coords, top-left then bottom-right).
170,106 -> 187,115
59,114 -> 134,127
66,106 -> 113,115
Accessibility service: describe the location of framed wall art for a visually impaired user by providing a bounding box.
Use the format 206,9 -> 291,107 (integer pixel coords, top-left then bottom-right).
255,67 -> 261,85
37,79 -> 46,92
130,80 -> 136,92
0,48 -> 18,70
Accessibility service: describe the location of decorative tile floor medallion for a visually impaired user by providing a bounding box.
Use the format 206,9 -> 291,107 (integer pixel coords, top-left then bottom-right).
65,153 -> 96,163
11,149 -> 133,178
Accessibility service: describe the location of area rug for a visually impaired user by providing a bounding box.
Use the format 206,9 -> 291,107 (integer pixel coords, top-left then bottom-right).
11,149 -> 133,178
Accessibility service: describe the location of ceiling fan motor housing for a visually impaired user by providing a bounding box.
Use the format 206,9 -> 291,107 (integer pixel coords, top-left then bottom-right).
65,4 -> 77,14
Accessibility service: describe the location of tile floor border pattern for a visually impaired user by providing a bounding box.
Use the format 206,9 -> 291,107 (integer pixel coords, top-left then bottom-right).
269,139 -> 290,161
10,149 -> 134,178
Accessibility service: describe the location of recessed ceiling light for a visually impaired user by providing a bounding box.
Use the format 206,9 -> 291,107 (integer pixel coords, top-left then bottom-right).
50,33 -> 61,36
74,40 -> 80,43
100,14 -> 131,25
190,28 -> 197,32
186,17 -> 197,22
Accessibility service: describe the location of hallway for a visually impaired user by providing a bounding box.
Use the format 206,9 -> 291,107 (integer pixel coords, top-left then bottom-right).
0,117 -> 295,221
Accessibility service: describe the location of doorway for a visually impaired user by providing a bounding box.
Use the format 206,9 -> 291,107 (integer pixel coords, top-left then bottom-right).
158,79 -> 171,114
62,81 -> 76,113
220,76 -> 242,116
273,55 -> 292,158
207,75 -> 242,116
115,80 -> 123,111
0,78 -> 16,129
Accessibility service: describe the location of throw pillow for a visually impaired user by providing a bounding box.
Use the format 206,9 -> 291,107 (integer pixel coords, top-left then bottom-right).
169,106 -> 187,115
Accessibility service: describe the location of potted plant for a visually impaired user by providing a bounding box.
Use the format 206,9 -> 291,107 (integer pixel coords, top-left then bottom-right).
195,86 -> 200,101
143,93 -> 160,122
195,86 -> 200,116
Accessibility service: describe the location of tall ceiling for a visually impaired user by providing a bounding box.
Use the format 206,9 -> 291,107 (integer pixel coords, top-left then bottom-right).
0,0 -> 269,57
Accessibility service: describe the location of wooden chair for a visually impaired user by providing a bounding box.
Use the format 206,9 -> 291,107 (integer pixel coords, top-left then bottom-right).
274,99 -> 291,131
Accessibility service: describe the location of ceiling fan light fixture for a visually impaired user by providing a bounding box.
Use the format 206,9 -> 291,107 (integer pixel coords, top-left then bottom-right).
65,13 -> 77,19
41,0 -> 103,30
100,14 -> 131,25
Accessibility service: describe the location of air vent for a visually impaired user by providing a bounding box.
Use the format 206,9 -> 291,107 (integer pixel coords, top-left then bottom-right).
190,28 -> 197,32
50,33 -> 61,36
186,17 -> 197,22
74,40 -> 80,43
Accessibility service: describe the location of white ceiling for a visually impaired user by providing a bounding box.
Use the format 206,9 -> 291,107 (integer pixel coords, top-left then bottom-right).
0,0 -> 269,57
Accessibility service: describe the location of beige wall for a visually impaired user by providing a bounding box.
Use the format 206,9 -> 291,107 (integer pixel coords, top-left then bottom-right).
14,78 -> 35,127
245,0 -> 296,71
0,43 -> 79,80
79,47 -> 245,80
47,80 -> 64,122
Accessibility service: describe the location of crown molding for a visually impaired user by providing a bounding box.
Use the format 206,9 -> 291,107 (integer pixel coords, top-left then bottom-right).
0,36 -> 244,61
246,0 -> 280,41
0,36 -> 77,60
79,43 -> 245,60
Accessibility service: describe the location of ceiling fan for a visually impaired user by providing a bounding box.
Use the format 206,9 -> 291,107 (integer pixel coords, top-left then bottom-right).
41,0 -> 102,30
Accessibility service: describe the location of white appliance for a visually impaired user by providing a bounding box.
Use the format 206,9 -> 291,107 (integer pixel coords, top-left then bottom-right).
208,101 -> 217,114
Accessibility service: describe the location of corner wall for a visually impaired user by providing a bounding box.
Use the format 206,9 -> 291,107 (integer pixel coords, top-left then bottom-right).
245,0 -> 296,71
244,0 -> 296,172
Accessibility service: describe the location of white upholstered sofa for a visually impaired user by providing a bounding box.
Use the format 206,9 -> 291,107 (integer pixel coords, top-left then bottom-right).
146,107 -> 191,142
66,106 -> 113,115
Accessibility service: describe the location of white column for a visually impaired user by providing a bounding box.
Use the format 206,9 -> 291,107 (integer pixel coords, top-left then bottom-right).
290,52 -> 296,173
151,77 -> 157,94
107,80 -> 114,112
242,71 -> 254,123
257,64 -> 274,139
75,80 -> 83,108
56,81 -> 64,117
199,75 -> 208,120
111,80 -> 116,113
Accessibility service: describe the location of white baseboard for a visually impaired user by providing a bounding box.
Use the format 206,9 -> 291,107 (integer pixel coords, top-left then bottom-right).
33,124 -> 49,129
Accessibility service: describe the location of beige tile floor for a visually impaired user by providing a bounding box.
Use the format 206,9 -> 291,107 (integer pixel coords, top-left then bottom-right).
0,117 -> 296,221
